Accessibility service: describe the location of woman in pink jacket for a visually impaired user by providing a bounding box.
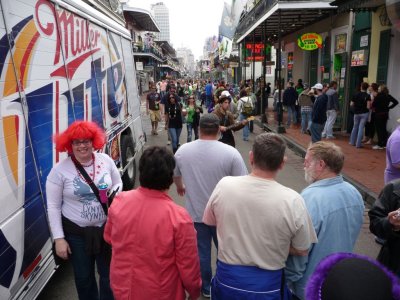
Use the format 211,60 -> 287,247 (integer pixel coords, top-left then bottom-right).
104,146 -> 201,300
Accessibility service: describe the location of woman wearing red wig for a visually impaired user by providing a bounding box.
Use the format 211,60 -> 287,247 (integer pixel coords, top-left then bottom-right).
46,120 -> 122,300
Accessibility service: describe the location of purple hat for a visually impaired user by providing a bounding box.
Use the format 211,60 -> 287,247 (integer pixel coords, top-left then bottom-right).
306,252 -> 400,300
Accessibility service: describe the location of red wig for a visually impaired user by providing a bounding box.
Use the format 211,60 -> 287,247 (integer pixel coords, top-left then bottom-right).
54,120 -> 106,153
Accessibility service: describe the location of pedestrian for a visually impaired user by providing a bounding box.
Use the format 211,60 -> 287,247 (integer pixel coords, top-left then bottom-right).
146,85 -> 161,135
310,83 -> 328,143
185,95 -> 203,142
165,92 -> 183,153
215,93 -> 248,147
205,80 -> 213,109
372,84 -> 399,150
286,141 -> 364,300
173,114 -> 248,298
104,146 -> 201,300
305,253 -> 400,300
46,120 -> 122,300
384,119 -> 400,184
298,84 -> 313,134
369,179 -> 400,276
349,82 -> 371,148
246,86 -> 257,133
161,84 -> 180,146
322,81 -> 339,139
283,81 -> 298,127
203,133 -> 317,299
296,78 -> 304,95
363,83 -> 379,145
273,83 -> 282,112
237,89 -> 253,141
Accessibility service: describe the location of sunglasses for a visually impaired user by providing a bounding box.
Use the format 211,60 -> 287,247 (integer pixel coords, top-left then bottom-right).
72,139 -> 92,146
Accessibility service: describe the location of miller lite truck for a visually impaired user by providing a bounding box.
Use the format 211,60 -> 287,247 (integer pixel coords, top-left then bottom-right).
0,0 -> 145,298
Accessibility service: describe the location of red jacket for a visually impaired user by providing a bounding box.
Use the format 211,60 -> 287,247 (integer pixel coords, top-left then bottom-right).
104,187 -> 201,300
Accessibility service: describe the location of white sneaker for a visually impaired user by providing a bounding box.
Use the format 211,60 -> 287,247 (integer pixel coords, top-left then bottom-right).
167,141 -> 171,145
372,145 -> 384,150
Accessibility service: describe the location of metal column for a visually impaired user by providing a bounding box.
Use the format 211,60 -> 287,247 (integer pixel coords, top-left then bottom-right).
262,21 -> 267,117
277,9 -> 285,133
252,30 -> 256,92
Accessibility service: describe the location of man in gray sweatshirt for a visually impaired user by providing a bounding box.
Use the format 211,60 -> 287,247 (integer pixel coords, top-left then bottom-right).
322,81 -> 339,139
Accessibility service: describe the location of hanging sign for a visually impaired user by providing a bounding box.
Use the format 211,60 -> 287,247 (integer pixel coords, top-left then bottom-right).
297,33 -> 323,50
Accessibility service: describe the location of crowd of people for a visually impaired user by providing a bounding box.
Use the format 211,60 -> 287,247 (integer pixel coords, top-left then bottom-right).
278,78 -> 398,150
44,76 -> 400,300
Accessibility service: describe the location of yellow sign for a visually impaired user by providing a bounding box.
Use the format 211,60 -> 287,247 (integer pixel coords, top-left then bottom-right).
298,33 -> 323,50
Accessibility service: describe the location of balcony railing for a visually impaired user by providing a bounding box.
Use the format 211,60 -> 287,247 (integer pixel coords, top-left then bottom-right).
132,42 -> 164,61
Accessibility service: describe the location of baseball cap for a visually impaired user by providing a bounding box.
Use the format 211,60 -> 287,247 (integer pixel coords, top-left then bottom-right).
312,83 -> 323,90
220,90 -> 231,98
199,114 -> 220,129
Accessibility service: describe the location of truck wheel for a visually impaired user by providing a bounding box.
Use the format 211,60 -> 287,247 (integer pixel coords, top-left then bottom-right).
121,135 -> 136,190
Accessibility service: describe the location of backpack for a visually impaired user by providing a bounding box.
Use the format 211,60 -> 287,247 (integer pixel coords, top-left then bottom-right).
241,98 -> 253,116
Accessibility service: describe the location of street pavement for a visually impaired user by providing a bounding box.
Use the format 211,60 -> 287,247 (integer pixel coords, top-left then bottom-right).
37,93 -> 380,300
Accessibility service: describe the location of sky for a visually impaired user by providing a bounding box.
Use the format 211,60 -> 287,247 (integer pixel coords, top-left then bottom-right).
128,0 -> 226,60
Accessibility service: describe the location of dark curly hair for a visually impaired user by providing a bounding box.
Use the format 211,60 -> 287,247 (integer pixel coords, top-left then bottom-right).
139,146 -> 175,190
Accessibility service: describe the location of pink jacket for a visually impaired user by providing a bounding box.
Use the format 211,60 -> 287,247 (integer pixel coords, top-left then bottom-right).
104,187 -> 201,300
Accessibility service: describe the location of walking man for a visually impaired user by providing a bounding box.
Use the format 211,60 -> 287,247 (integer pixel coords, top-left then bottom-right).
174,114 -> 248,298
203,133 -> 317,299
205,80 -> 213,109
146,85 -> 161,135
322,81 -> 339,139
286,141 -> 364,300
310,83 -> 328,142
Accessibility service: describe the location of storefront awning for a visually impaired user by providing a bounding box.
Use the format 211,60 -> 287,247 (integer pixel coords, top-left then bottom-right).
123,6 -> 160,32
235,1 -> 336,44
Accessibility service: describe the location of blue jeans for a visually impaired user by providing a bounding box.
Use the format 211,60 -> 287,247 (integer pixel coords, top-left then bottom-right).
206,95 -> 213,109
350,112 -> 369,148
187,123 -> 194,142
287,105 -> 297,126
168,127 -> 182,153
301,110 -> 312,133
310,122 -> 324,143
65,234 -> 114,300
194,222 -> 218,295
322,110 -> 337,137
240,113 -> 250,141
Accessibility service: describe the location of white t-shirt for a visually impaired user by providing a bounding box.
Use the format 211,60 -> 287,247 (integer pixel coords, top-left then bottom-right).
174,139 -> 248,222
46,153 -> 122,239
203,175 -> 317,270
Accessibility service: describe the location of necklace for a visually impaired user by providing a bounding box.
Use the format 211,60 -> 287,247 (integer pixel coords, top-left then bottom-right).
72,154 -> 96,184
168,104 -> 178,119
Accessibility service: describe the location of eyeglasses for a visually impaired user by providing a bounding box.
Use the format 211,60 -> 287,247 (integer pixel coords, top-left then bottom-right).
72,139 -> 92,146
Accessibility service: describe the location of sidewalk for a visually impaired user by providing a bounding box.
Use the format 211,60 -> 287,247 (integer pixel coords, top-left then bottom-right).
258,107 -> 385,205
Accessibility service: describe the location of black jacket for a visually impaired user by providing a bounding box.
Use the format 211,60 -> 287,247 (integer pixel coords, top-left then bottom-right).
282,87 -> 298,106
311,94 -> 328,124
369,179 -> 400,273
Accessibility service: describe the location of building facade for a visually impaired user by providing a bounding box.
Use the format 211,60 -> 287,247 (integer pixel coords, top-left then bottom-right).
151,2 -> 170,42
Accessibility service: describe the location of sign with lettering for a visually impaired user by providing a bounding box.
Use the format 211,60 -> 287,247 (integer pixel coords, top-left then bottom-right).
297,33 -> 323,50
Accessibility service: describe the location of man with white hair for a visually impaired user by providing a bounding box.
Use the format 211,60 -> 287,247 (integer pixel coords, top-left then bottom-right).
286,141 -> 364,300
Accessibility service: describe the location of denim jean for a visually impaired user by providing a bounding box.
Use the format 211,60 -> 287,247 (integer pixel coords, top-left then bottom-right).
65,234 -> 114,300
301,110 -> 312,133
187,123 -> 194,142
205,95 -> 213,109
194,222 -> 218,295
350,112 -> 369,148
287,105 -> 297,126
322,110 -> 337,137
168,127 -> 182,153
310,122 -> 324,143
240,113 -> 250,140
